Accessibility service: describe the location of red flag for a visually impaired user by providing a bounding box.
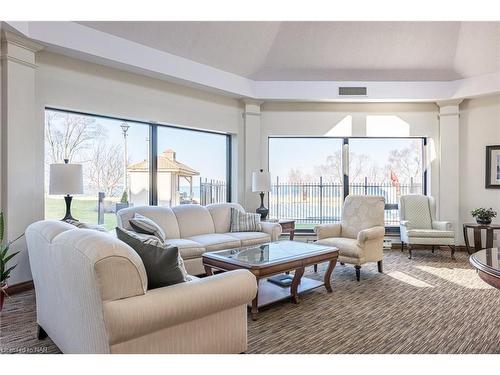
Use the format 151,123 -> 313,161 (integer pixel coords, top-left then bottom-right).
390,170 -> 401,195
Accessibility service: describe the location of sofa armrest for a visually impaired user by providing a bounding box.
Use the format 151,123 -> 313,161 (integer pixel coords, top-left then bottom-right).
432,220 -> 453,231
357,226 -> 385,244
314,223 -> 342,240
103,269 -> 257,345
400,220 -> 412,229
260,221 -> 282,241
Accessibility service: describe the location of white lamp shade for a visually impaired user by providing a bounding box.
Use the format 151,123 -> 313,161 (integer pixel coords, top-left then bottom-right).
49,163 -> 84,195
252,170 -> 271,192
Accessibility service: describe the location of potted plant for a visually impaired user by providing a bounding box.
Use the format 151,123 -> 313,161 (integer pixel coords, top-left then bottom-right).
0,212 -> 23,311
470,207 -> 497,225
115,190 -> 130,213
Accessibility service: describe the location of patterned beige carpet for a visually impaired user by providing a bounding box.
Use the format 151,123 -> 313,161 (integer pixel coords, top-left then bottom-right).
1,248 -> 499,354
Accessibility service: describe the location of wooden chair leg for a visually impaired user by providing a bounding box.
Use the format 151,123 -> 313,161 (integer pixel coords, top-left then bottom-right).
449,245 -> 456,260
377,260 -> 383,273
37,325 -> 48,340
354,265 -> 361,282
408,245 -> 413,259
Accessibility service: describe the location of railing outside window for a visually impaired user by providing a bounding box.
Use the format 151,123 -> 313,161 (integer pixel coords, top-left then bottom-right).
269,177 -> 422,229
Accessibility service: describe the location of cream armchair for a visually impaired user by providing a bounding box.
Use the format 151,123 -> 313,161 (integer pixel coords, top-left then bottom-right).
399,195 -> 455,259
314,195 -> 385,281
26,220 -> 257,354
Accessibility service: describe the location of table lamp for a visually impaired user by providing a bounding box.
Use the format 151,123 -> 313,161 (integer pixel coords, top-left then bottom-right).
50,159 -> 83,221
252,169 -> 271,220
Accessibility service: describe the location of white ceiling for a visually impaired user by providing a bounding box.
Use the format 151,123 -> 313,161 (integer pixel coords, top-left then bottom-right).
79,21 -> 500,81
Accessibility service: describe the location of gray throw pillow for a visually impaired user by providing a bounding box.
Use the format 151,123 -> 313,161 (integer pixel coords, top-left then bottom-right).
229,207 -> 262,232
116,227 -> 187,289
129,213 -> 166,243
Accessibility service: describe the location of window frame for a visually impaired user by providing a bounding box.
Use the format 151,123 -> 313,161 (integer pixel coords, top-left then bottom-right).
45,107 -> 232,207
267,135 -> 427,234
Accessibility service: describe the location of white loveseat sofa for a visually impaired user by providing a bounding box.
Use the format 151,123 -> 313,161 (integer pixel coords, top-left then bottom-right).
26,220 -> 257,354
116,203 -> 282,275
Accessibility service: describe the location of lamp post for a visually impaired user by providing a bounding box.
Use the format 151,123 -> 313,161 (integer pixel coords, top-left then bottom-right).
120,122 -> 130,199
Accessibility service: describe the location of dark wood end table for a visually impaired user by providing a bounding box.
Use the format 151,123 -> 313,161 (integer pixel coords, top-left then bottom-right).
463,223 -> 500,254
278,219 -> 296,240
202,241 -> 338,320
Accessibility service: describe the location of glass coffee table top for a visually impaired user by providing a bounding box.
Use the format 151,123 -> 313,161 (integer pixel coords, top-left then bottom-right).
204,240 -> 337,266
470,248 -> 500,277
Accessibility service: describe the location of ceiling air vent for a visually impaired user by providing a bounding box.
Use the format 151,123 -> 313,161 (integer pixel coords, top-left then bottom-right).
339,87 -> 367,96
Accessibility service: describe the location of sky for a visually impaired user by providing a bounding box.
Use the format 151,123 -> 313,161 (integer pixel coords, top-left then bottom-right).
269,138 -> 423,181
86,116 -> 228,181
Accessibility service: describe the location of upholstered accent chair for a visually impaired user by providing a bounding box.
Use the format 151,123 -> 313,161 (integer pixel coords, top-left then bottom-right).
25,220 -> 257,354
399,195 -> 455,259
314,195 -> 385,281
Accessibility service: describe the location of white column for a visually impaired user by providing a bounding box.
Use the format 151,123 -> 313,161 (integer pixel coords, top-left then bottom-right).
437,100 -> 462,243
1,31 -> 43,284
242,100 -> 264,211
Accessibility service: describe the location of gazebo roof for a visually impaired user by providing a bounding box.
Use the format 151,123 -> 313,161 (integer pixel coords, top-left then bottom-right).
127,149 -> 199,177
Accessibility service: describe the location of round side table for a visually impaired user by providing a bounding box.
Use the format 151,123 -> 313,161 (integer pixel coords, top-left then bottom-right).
462,223 -> 500,254
469,248 -> 500,290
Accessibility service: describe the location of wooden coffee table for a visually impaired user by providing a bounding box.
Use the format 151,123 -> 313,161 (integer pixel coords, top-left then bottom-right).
202,241 -> 339,320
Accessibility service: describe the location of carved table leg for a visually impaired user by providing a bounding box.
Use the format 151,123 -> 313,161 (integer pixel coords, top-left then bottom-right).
324,259 -> 337,293
251,290 -> 259,321
486,229 -> 494,249
204,265 -> 213,276
290,267 -> 305,304
473,228 -> 482,252
463,226 -> 471,254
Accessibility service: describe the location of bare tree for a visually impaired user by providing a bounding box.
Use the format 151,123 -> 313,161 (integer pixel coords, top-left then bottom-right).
85,142 -> 124,197
45,111 -> 104,163
387,141 -> 422,184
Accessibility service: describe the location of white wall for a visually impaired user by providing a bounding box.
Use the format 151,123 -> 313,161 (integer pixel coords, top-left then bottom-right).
459,94 -> 500,245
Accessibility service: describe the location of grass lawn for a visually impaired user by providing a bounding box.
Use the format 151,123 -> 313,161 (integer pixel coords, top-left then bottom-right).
45,198 -> 117,231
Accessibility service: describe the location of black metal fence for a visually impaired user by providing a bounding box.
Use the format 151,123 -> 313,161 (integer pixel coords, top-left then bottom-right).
269,177 -> 422,227
199,178 -> 227,206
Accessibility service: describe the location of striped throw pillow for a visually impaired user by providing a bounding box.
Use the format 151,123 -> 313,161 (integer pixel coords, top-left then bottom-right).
229,208 -> 262,232
129,213 -> 166,243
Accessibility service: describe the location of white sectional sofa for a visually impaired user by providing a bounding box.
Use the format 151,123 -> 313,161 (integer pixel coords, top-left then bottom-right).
116,203 -> 282,275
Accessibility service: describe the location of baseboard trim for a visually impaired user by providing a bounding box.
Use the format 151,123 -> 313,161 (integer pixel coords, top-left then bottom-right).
5,280 -> 34,295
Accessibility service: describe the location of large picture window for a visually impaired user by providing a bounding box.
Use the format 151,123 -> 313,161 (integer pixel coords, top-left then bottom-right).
44,109 -> 230,230
268,137 -> 426,230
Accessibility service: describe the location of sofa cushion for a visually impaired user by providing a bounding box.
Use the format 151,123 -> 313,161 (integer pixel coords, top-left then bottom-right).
226,232 -> 271,247
116,228 -> 187,289
172,204 -> 215,238
129,213 -> 166,242
407,229 -> 455,238
116,206 -> 181,239
206,203 -> 245,233
165,238 -> 206,260
186,233 -> 241,252
316,237 -> 363,259
229,208 -> 262,232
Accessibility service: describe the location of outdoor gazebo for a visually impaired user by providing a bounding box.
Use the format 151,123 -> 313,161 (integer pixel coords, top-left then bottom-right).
127,149 -> 199,206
